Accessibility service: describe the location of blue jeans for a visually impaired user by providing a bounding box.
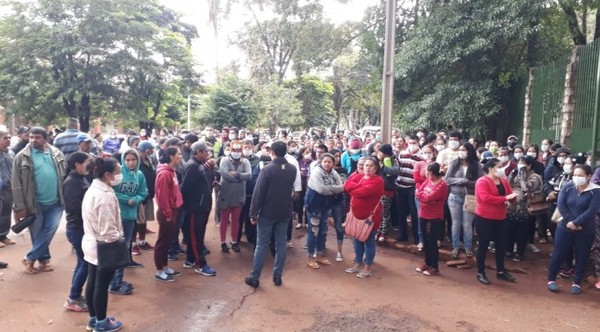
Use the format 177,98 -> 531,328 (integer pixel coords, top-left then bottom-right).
250,216 -> 288,280
353,230 -> 377,265
26,203 -> 63,262
448,193 -> 474,251
110,220 -> 135,288
306,210 -> 328,257
66,228 -> 88,300
414,196 -> 423,243
330,203 -> 344,242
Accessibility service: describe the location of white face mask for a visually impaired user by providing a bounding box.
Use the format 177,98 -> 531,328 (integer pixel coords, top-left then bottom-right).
557,157 -> 565,165
435,145 -> 445,151
230,152 -> 241,159
495,168 -> 504,177
242,149 -> 253,157
289,147 -> 297,153
541,144 -> 549,152
498,156 -> 509,163
562,165 -> 572,173
513,152 -> 523,159
408,144 -> 419,152
110,173 -> 123,186
303,154 -> 312,160
228,134 -> 237,141
448,141 -> 460,150
422,153 -> 433,160
349,148 -> 360,154
573,176 -> 587,187
224,150 -> 231,157
527,152 -> 537,158
458,151 -> 467,159
517,164 -> 526,170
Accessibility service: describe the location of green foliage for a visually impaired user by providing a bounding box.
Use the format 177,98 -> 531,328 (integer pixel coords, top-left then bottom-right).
0,0 -> 200,131
285,75 -> 334,129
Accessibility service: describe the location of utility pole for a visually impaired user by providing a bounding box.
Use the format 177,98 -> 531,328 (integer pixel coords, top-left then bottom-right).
380,0 -> 397,144
592,49 -> 600,166
187,93 -> 191,131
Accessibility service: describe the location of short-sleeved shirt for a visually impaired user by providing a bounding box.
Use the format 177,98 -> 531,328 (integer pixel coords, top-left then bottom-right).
31,148 -> 59,206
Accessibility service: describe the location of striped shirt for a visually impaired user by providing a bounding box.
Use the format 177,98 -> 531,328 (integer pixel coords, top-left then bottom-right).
53,129 -> 82,159
396,151 -> 422,188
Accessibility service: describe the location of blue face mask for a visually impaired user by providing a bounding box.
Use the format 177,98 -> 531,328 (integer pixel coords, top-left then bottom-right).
376,135 -> 381,141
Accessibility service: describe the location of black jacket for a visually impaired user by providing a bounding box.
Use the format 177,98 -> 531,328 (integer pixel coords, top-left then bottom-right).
139,155 -> 157,201
250,156 -> 296,220
181,157 -> 212,212
63,171 -> 90,232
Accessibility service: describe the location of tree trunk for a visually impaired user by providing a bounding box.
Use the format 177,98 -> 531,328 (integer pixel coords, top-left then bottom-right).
560,2 -> 587,45
594,8 -> 600,40
79,94 -> 91,133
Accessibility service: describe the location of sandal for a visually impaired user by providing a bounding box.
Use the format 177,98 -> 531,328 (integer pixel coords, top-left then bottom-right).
315,257 -> 331,265
306,259 -> 320,269
37,260 -> 54,272
21,257 -> 38,274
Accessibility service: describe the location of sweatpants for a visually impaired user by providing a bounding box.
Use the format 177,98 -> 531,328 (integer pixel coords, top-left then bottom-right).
154,209 -> 179,270
186,210 -> 209,267
548,224 -> 595,285
220,207 -> 241,243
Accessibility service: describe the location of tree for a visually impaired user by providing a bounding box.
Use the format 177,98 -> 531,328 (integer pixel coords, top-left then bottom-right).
285,75 -> 334,130
557,0 -> 600,45
0,0 -> 199,131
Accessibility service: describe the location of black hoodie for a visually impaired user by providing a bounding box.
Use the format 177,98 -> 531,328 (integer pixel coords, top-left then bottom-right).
63,170 -> 90,232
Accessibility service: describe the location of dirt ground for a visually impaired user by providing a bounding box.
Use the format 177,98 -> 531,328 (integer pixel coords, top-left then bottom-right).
1,215 -> 599,332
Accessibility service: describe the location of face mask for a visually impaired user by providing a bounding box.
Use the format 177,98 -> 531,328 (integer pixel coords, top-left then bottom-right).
416,133 -> 424,139
230,152 -> 241,159
513,152 -> 523,159
349,148 -> 360,154
422,153 -> 433,160
409,144 -> 419,152
110,174 -> 123,186
435,145 -> 445,151
562,165 -> 572,173
557,157 -> 565,165
498,156 -> 509,163
228,134 -> 237,141
110,135 -> 116,139
375,135 -> 381,141
458,151 -> 467,159
224,150 -> 231,157
289,147 -> 297,153
517,164 -> 526,170
495,168 -> 504,177
573,176 -> 587,187
242,149 -> 253,157
490,146 -> 498,154
507,141 -> 516,148
541,144 -> 549,152
448,141 -> 459,150
303,154 -> 312,160
527,152 -> 537,158
140,131 -> 146,137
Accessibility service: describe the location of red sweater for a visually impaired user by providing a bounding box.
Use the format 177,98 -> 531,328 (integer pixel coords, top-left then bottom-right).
155,164 -> 184,220
413,160 -> 429,189
344,173 -> 384,230
474,175 -> 513,221
416,179 -> 448,220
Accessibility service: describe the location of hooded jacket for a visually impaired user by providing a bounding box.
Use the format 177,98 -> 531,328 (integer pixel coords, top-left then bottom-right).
113,149 -> 148,221
557,181 -> 600,230
155,163 -> 183,220
63,170 -> 90,232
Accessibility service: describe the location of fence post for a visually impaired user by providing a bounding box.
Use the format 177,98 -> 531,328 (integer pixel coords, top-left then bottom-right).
592,45 -> 600,166
560,47 -> 581,148
522,68 -> 535,147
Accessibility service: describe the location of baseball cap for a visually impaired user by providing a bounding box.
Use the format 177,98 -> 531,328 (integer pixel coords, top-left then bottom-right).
138,141 -> 154,152
166,137 -> 183,146
76,133 -> 92,143
17,126 -> 30,135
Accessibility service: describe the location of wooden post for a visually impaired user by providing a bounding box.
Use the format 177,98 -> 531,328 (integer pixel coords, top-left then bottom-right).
560,47 -> 580,147
522,68 -> 535,147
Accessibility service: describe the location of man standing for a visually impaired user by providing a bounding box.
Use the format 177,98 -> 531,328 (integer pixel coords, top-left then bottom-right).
0,127 -> 15,247
180,142 -> 216,276
395,135 -> 422,243
76,133 -> 93,155
53,118 -> 82,159
12,127 -> 67,273
182,133 -> 199,162
244,141 -> 296,288
132,141 -> 157,254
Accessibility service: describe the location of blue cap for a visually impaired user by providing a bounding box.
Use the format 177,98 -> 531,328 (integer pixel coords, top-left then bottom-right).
138,141 -> 154,151
76,133 -> 92,143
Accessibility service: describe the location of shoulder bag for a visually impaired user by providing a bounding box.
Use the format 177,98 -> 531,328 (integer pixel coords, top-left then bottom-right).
97,238 -> 130,271
344,200 -> 381,242
463,194 -> 476,214
526,192 -> 548,215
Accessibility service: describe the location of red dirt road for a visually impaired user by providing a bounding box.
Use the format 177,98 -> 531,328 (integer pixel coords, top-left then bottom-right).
1,217 -> 599,332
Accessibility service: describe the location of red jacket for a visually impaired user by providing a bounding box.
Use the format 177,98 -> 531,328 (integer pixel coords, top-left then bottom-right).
413,160 -> 429,189
474,175 -> 513,221
416,179 -> 448,220
155,164 -> 183,220
344,173 -> 385,230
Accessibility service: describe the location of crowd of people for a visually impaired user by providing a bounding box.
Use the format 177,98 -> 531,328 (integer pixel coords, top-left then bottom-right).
1,120 -> 600,331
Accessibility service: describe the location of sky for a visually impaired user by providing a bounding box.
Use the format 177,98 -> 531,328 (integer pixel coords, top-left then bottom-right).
162,0 -> 377,83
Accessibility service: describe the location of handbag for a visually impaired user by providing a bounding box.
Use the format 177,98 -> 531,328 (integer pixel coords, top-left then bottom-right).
97,238 -> 130,271
344,201 -> 381,242
10,214 -> 36,234
463,194 -> 476,214
551,208 -> 563,223
526,193 -> 548,215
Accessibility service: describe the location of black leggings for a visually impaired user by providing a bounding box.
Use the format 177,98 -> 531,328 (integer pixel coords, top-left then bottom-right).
85,263 -> 116,321
475,215 -> 507,274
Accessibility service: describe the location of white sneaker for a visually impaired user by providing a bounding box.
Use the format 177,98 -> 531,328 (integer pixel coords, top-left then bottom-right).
336,252 -> 343,262
527,244 -> 541,253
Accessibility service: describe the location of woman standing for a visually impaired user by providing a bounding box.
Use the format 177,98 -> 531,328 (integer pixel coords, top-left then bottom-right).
505,156 -> 543,261
63,152 -> 92,312
153,147 -> 184,282
294,147 -> 312,229
376,144 -> 399,242
81,157 -> 124,332
415,163 -> 448,276
219,141 -> 252,253
343,157 -> 384,278
305,154 -> 344,268
474,159 -> 518,285
413,144 -> 438,250
445,143 -> 484,259
547,165 -> 600,294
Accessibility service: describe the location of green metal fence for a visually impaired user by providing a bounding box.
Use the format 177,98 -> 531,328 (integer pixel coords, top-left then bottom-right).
571,40 -> 600,154
528,56 -> 569,146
